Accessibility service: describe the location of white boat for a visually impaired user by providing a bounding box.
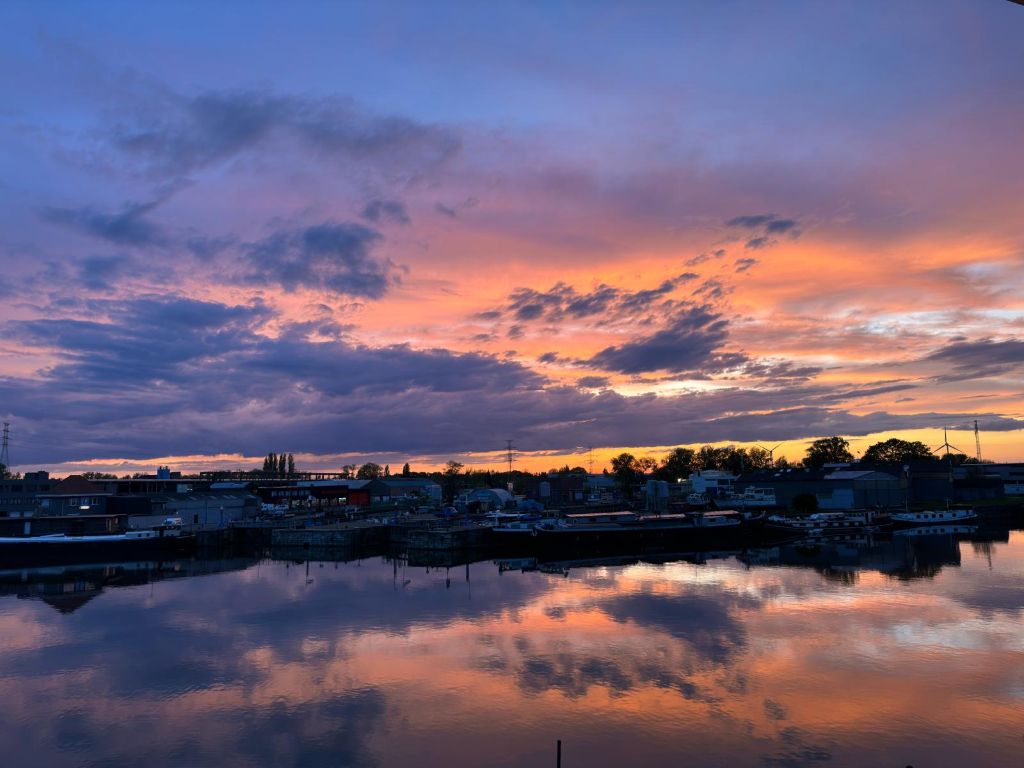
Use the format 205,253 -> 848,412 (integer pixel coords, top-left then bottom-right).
487,512 -> 555,541
890,508 -> 976,527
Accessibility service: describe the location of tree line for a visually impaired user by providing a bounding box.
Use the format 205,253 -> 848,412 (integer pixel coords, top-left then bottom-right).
318,435 -> 984,492
603,436 -> 986,497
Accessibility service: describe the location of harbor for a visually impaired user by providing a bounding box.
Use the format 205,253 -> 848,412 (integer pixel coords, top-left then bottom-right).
2,460 -> 1024,569
1,456 -> 1022,768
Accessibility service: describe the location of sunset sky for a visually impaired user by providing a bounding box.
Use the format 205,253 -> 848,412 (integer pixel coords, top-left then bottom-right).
1,1 -> 1022,474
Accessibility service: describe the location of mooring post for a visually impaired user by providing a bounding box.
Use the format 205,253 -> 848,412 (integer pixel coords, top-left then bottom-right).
556,739 -> 562,768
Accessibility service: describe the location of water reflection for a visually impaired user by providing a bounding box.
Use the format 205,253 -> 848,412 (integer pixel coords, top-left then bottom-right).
0,531 -> 1022,767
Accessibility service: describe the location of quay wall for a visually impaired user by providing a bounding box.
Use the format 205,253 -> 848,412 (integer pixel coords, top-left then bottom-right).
271,524 -> 387,549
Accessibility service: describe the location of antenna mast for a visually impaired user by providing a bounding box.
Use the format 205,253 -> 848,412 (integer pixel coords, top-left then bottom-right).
0,422 -> 9,470
505,439 -> 516,492
974,420 -> 982,463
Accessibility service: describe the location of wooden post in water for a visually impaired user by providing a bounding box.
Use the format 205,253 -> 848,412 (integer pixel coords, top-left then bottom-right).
556,739 -> 561,768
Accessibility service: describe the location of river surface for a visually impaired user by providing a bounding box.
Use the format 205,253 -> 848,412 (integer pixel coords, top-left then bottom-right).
1,530 -> 1023,767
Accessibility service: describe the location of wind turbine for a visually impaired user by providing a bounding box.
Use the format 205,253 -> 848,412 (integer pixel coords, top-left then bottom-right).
931,426 -> 963,461
757,443 -> 783,467
931,426 -> 964,484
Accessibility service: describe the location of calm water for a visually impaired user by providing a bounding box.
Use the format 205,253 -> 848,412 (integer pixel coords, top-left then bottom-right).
1,531 -> 1023,767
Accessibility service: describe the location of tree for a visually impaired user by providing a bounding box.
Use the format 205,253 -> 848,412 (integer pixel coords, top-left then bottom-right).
357,462 -> 384,479
441,460 -> 465,503
746,446 -> 772,470
384,464 -> 391,477
723,447 -> 749,475
695,445 -> 735,471
655,447 -> 696,482
862,438 -> 934,464
637,456 -> 659,474
792,492 -> 819,515
0,463 -> 9,479
402,462 -> 411,477
611,453 -> 641,498
287,453 -> 296,476
278,454 -> 287,476
804,436 -> 853,469
340,464 -> 358,478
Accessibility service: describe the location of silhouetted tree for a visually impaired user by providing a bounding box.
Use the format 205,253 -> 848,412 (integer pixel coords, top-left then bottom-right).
861,438 -> 934,464
695,445 -> 733,471
804,437 -> 854,469
384,464 -> 391,477
441,460 -> 465,503
402,462 -> 411,477
746,446 -> 772,470
357,462 -> 384,479
723,448 -> 749,475
654,447 -> 696,481
611,453 -> 641,498
287,453 -> 296,476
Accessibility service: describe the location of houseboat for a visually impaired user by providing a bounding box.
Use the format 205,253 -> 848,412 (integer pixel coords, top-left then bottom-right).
893,524 -> 978,537
531,510 -> 747,554
766,510 -> 888,537
0,518 -> 194,566
890,508 -> 977,528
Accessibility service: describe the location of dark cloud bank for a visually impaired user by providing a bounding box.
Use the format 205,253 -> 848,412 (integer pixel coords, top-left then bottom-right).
111,88 -> 460,177
725,213 -> 801,251
241,222 -> 400,298
2,296 -> 1021,465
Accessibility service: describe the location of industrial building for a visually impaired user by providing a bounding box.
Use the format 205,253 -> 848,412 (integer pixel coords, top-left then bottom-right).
367,477 -> 442,505
0,471 -> 55,516
736,468 -> 906,510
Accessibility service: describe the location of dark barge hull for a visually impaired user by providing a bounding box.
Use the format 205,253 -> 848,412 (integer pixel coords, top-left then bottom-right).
0,535 -> 197,568
532,523 -> 748,558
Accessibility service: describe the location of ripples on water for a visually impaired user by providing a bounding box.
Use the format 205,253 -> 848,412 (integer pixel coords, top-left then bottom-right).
1,531 -> 1022,767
